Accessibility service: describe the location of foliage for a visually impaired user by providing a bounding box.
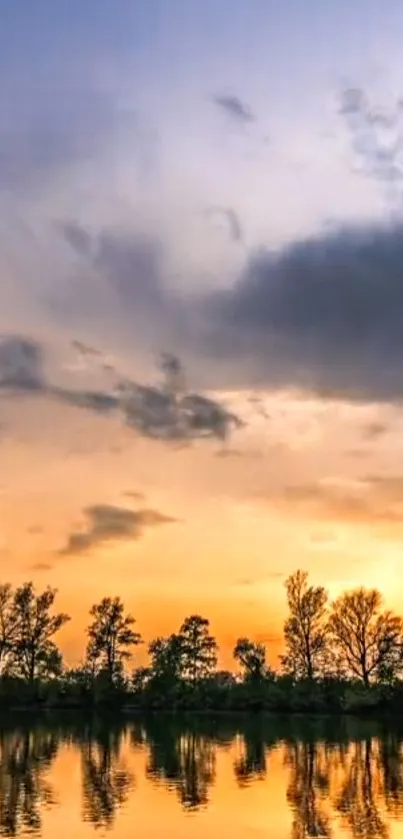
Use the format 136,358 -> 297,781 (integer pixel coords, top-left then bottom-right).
281,571 -> 328,680
86,597 -> 142,685
0,583 -> 18,673
233,638 -> 267,681
328,588 -> 403,685
9,583 -> 69,682
177,615 -> 218,683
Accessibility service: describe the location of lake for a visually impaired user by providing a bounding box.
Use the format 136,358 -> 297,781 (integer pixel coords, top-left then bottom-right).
1,714 -> 403,837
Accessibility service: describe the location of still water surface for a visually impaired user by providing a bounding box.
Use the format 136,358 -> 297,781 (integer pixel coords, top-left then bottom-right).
2,715 -> 403,838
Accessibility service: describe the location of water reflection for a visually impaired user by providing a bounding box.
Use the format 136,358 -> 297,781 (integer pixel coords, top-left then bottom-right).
0,726 -> 58,836
234,724 -> 267,785
79,722 -> 134,829
144,720 -> 216,808
0,717 -> 403,835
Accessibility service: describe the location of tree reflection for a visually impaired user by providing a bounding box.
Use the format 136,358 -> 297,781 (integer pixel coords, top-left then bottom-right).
0,728 -> 58,836
234,728 -> 267,786
377,732 -> 403,820
334,739 -> 388,839
80,724 -> 134,830
285,740 -> 332,839
145,723 -> 215,809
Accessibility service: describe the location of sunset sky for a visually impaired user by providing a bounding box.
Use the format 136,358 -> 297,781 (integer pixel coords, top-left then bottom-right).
2,1 -> 403,668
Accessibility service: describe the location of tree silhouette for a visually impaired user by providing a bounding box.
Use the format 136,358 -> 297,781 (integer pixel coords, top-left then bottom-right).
233,638 -> 267,681
282,571 -> 328,680
9,584 -> 69,682
178,616 -> 217,683
0,586 -> 18,675
86,597 -> 142,684
328,588 -> 403,685
148,634 -> 184,681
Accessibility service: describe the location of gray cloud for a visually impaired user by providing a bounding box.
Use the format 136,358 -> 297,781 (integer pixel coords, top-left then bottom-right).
61,224 -> 93,258
59,216 -> 403,402
116,373 -> 241,440
206,207 -> 243,242
0,332 -> 241,442
204,220 -> 403,401
339,86 -> 403,205
0,336 -> 45,391
213,93 -> 254,124
59,224 -> 177,344
59,503 -> 176,555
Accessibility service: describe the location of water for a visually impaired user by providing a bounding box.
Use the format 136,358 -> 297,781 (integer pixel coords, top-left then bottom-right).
1,715 -> 403,837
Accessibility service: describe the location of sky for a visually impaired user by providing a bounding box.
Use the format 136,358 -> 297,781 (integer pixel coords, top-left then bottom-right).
3,0 -> 403,668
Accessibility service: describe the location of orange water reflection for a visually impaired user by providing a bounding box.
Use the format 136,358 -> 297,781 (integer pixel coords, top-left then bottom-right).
1,717 -> 403,838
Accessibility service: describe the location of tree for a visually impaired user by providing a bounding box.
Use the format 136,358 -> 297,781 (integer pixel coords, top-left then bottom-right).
178,615 -> 217,682
233,638 -> 267,681
10,583 -> 69,682
86,597 -> 142,684
148,633 -> 184,682
282,571 -> 328,680
0,583 -> 19,674
328,587 -> 403,685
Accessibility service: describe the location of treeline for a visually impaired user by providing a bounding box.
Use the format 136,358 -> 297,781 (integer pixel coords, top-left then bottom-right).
1,571 -> 403,713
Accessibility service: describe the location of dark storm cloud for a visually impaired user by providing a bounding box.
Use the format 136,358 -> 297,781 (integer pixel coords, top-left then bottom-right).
59,503 -> 176,555
204,221 -> 403,401
213,93 -> 254,123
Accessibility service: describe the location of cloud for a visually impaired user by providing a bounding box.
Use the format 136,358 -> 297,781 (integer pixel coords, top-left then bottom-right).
119,376 -> 241,440
204,220 -> 403,401
123,491 -> 145,501
213,93 -> 254,123
60,224 -> 93,258
363,421 -> 388,440
59,503 -> 176,556
338,86 -> 403,205
215,448 -> 242,459
0,334 -> 241,443
31,562 -> 52,572
71,340 -> 102,358
46,215 -> 403,404
0,336 -> 45,391
59,224 -> 177,344
206,207 -> 243,242
266,476 -> 403,528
